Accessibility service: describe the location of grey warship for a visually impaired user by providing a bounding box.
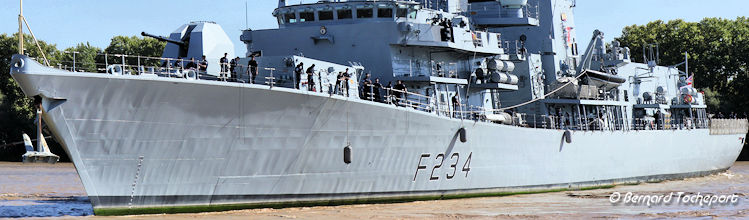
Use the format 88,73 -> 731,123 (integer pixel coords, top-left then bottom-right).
9,0 -> 748,215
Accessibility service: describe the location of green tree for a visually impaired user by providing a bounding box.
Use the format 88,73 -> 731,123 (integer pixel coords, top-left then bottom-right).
100,36 -> 165,67
0,33 -> 60,152
616,17 -> 749,114
0,34 -> 164,161
61,42 -> 102,73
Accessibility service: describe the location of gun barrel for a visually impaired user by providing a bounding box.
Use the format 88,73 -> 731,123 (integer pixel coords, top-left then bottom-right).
141,32 -> 186,46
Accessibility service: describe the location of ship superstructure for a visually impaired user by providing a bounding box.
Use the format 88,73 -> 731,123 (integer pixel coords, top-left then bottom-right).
8,0 -> 748,215
244,0 -> 709,131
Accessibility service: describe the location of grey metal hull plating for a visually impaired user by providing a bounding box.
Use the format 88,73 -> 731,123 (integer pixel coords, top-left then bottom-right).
10,55 -> 745,212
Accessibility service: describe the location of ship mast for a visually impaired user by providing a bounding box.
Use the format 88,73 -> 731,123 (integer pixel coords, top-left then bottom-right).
18,0 -> 23,54
16,0 -> 50,66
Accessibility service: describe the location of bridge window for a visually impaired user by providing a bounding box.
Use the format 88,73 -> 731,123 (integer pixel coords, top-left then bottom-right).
299,10 -> 315,22
377,4 -> 393,18
397,5 -> 419,19
284,12 -> 297,23
396,5 -> 408,17
357,5 -> 374,18
337,7 -> 352,19
319,10 -> 334,20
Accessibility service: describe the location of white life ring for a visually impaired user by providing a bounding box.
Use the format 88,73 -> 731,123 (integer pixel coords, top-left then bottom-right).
106,65 -> 123,75
184,69 -> 197,80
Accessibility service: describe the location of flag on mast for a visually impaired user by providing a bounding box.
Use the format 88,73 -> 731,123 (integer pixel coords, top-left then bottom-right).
680,74 -> 694,91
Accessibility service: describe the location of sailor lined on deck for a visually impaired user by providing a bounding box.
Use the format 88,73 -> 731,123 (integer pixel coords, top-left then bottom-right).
294,62 -> 304,89
230,57 -> 239,81
361,73 -> 372,100
174,58 -> 184,69
373,78 -> 383,102
248,56 -> 258,84
198,55 -> 208,72
186,57 -> 197,69
161,59 -> 172,68
306,64 -> 316,91
393,80 -> 407,106
342,68 -> 350,96
335,72 -> 344,94
452,94 -> 460,117
220,53 -> 229,74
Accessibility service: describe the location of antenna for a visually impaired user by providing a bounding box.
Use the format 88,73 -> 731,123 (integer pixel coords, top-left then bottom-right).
245,1 -> 248,30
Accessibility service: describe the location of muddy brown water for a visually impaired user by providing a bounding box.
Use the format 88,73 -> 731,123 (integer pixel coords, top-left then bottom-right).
1,162 -> 748,219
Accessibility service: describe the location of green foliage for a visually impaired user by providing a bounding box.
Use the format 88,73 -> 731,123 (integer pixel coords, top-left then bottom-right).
0,33 -> 164,159
701,88 -> 722,112
616,17 -> 749,114
100,36 -> 165,67
61,42 -> 102,73
0,33 -> 60,145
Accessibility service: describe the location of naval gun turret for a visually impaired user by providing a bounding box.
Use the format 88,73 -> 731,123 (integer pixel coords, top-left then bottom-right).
141,21 -> 235,76
141,32 -> 188,56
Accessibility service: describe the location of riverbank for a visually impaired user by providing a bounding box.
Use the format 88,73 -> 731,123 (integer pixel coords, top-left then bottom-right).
1,162 -> 747,219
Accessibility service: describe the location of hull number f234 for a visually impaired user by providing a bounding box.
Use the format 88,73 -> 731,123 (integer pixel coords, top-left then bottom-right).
413,152 -> 472,181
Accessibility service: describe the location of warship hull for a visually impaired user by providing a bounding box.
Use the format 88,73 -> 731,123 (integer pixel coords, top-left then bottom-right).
10,55 -> 746,214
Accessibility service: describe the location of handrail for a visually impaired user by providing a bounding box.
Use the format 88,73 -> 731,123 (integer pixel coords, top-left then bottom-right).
37,53 -> 732,132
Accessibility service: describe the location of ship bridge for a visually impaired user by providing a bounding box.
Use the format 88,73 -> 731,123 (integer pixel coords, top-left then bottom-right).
245,1 -> 519,88
273,1 -> 421,28
263,0 -> 508,55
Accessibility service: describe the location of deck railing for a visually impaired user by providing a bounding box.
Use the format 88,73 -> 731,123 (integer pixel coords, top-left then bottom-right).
46,53 -> 738,132
54,53 -> 258,81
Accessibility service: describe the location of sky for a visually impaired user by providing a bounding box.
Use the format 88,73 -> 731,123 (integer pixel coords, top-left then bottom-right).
1,0 -> 748,56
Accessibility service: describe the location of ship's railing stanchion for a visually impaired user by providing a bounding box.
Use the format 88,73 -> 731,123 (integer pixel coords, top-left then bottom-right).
533,114 -> 536,129
264,67 -> 276,88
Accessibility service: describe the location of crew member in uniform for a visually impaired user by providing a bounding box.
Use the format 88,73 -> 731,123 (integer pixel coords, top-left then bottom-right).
248,56 -> 258,84
219,53 -> 229,77
342,68 -> 351,96
306,64 -> 316,91
393,80 -> 407,106
294,62 -> 304,89
335,72 -> 344,94
229,57 -> 239,81
361,73 -> 372,100
198,55 -> 208,73
186,57 -> 197,69
373,78 -> 383,102
452,94 -> 460,118
174,58 -> 184,70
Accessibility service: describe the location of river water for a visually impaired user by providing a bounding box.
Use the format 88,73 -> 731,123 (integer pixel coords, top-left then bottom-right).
1,161 -> 747,219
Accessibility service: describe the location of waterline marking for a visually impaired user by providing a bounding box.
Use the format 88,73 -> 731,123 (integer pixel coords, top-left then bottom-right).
609,192 -> 740,207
